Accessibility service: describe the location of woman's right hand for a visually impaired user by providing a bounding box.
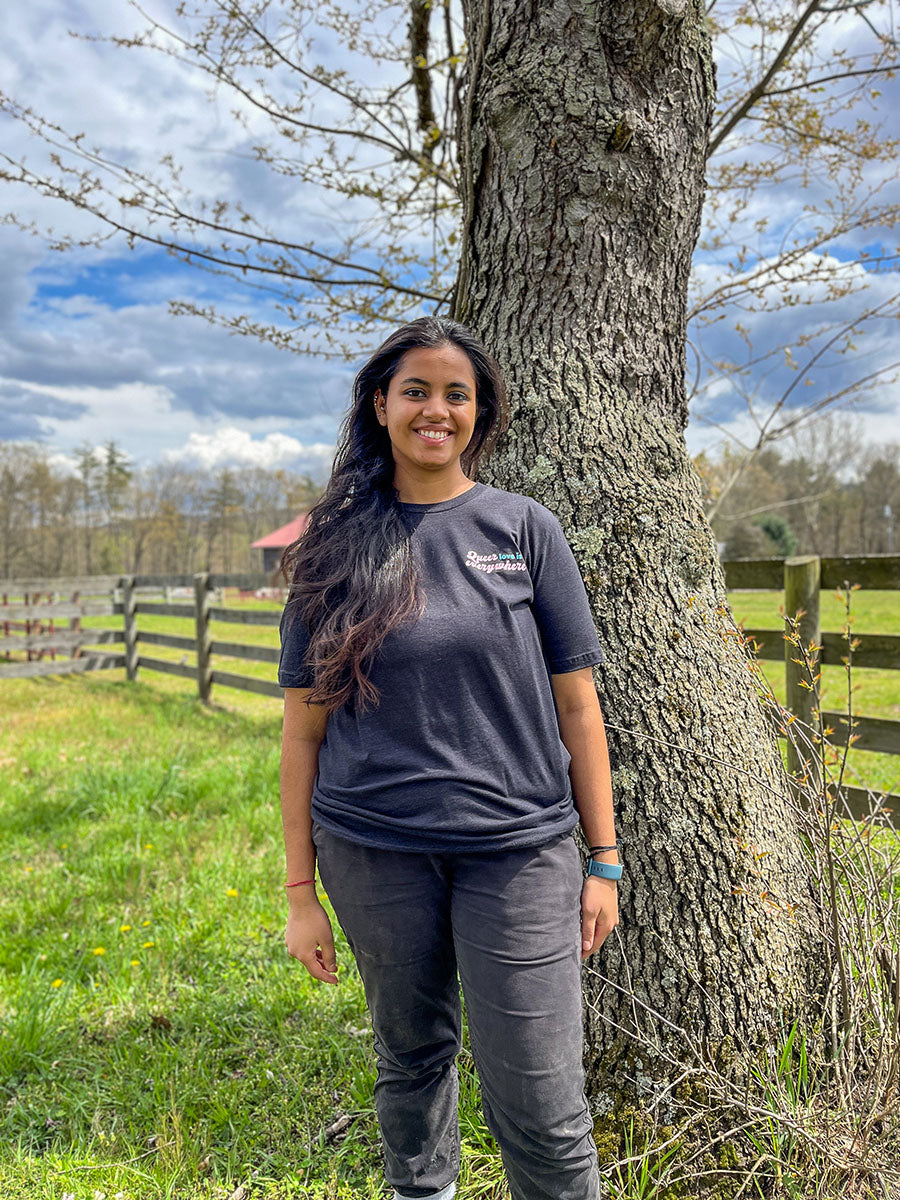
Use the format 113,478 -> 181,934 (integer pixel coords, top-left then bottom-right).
285,893 -> 339,985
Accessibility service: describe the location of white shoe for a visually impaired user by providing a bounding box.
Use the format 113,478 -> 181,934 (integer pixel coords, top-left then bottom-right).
392,1182 -> 456,1200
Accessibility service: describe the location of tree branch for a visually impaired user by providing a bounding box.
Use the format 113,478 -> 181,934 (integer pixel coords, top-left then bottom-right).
709,0 -> 825,156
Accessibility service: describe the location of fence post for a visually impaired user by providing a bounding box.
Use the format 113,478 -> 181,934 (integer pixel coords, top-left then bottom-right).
784,555 -> 821,796
24,591 -> 33,662
122,576 -> 138,681
194,572 -> 212,703
68,590 -> 81,661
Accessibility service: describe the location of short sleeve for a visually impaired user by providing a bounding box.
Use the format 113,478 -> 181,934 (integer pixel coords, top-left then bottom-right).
278,600 -> 316,688
526,502 -> 605,673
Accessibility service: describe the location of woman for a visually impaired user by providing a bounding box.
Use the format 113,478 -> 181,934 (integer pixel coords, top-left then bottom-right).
279,315 -> 620,1200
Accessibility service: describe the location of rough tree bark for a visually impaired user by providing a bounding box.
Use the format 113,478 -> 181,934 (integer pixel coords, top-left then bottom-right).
452,0 -> 827,1151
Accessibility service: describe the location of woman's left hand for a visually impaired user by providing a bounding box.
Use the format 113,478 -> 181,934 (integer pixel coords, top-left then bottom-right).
580,877 -> 618,960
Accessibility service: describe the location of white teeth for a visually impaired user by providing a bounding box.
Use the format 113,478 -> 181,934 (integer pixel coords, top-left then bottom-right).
418,430 -> 450,440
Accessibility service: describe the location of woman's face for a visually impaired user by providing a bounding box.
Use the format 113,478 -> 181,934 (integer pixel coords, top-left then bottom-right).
374,342 -> 478,475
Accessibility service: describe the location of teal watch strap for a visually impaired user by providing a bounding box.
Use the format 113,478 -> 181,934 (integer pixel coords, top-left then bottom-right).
586,859 -> 623,881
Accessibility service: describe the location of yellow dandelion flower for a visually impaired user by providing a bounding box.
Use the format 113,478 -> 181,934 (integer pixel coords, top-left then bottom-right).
130,960 -> 139,966
120,924 -> 132,932
226,887 -> 239,897
141,920 -> 151,927
93,947 -> 106,956
144,843 -> 153,849
142,940 -> 155,949
25,866 -> 34,872
51,979 -> 63,988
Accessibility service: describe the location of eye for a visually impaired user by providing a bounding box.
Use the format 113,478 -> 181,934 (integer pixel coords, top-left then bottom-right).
404,389 -> 470,403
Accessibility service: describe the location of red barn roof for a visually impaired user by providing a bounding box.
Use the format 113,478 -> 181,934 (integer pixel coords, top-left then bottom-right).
251,513 -> 310,549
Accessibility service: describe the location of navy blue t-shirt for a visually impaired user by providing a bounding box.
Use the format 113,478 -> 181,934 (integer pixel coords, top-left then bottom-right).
278,481 -> 604,852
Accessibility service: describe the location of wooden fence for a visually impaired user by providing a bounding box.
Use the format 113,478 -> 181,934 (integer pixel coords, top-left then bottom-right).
2,557 -> 899,812
0,572 -> 285,699
722,553 -> 900,813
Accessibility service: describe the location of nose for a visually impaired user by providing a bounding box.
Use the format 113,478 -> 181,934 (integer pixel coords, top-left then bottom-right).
421,394 -> 452,420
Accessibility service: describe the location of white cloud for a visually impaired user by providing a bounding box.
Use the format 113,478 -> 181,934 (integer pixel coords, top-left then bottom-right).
163,425 -> 334,470
685,390 -> 900,462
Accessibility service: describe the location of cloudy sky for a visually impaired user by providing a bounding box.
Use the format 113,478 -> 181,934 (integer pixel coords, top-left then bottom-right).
0,0 -> 897,482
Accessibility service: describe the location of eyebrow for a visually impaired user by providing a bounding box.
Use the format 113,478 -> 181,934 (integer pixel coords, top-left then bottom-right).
400,376 -> 472,392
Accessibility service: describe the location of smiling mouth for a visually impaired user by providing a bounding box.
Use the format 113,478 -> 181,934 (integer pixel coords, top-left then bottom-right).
415,430 -> 452,444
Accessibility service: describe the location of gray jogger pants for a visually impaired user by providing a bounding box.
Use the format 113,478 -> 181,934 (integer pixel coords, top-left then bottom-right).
310,820 -> 602,1200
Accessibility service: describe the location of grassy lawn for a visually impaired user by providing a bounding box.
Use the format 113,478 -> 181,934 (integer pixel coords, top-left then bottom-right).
1,585 -> 898,1198
1,670 -> 506,1200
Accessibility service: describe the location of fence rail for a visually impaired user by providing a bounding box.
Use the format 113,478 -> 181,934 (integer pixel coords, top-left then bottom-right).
0,652 -> 126,680
2,559 -> 899,812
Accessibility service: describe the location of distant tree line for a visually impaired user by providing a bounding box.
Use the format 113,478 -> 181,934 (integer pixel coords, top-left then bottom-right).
697,413 -> 899,560
0,439 -> 321,580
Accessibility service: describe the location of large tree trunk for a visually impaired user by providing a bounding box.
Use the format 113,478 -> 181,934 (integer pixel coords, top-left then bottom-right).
453,0 -> 826,1155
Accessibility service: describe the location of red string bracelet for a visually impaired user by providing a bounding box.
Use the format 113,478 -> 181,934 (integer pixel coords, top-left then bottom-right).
285,879 -> 315,888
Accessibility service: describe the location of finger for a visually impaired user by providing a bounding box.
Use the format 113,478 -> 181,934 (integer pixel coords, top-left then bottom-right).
581,929 -> 601,960
581,910 -> 597,954
315,945 -> 340,979
302,954 -> 339,985
320,931 -> 337,974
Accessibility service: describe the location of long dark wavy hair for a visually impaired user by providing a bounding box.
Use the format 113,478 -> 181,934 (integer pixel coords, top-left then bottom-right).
279,315 -> 509,715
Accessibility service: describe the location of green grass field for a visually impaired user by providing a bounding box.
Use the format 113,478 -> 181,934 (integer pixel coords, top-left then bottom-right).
1,585 -> 898,1198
